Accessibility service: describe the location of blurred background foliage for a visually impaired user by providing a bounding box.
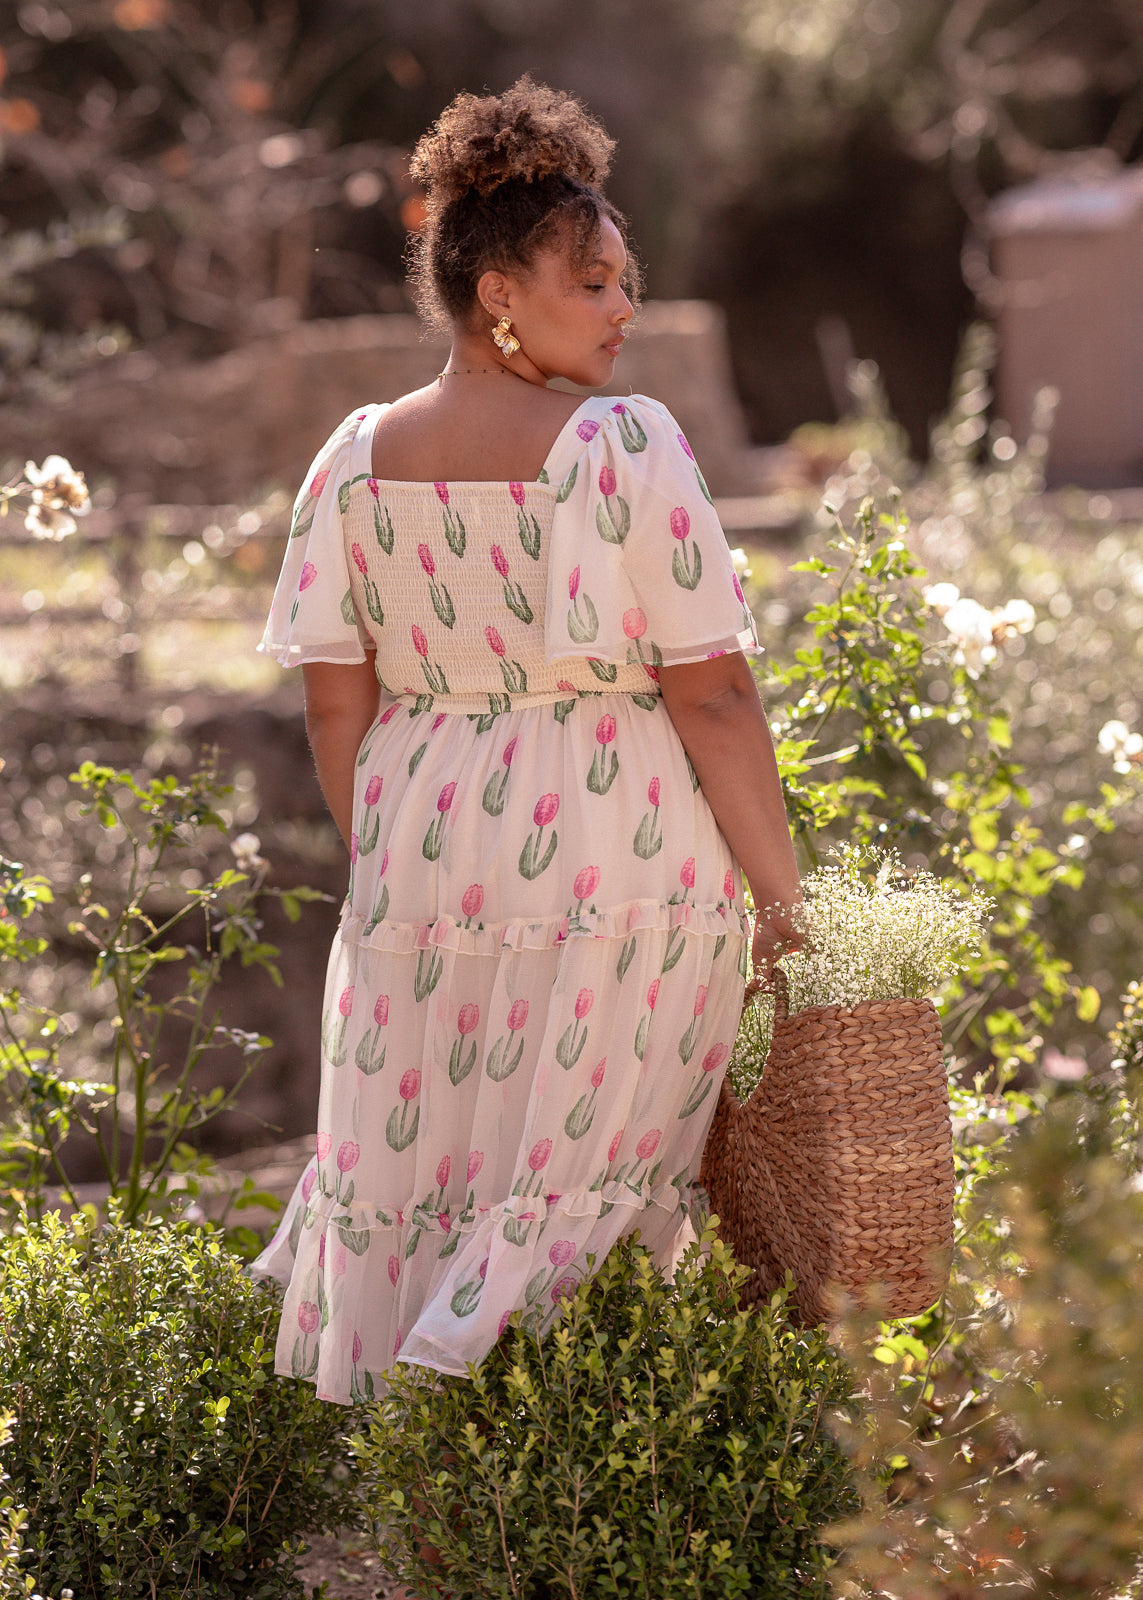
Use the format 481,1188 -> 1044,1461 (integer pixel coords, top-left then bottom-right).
3,0 -> 1143,442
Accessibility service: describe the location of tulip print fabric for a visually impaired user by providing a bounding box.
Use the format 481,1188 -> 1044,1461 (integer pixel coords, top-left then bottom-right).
253,394 -> 761,1404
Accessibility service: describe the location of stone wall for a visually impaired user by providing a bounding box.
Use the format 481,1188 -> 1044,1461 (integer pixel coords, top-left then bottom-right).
4,300 -> 761,503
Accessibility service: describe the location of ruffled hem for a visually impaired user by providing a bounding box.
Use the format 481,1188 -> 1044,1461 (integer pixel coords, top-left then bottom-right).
254,1171 -> 690,1258
339,896 -> 751,954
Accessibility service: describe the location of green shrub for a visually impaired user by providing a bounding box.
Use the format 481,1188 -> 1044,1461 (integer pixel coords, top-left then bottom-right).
1,1209 -> 360,1599
352,1229 -> 860,1600
830,1086 -> 1143,1600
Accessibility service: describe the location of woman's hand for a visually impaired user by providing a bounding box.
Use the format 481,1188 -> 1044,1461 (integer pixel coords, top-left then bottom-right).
751,904 -> 803,980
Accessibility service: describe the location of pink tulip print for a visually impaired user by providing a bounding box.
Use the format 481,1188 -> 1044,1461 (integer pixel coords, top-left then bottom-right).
482,734 -> 518,816
421,782 -> 457,862
587,715 -> 620,795
634,775 -> 664,859
573,864 -> 600,905
461,883 -> 484,921
564,1047 -> 608,1142
519,794 -> 560,881
679,1041 -> 731,1120
556,980 -> 594,1071
292,1292 -> 321,1379
387,1069 -> 422,1152
467,1150 -> 484,1183
299,560 -> 317,592
670,505 -> 703,590
566,560 -> 599,646
514,481 -> 541,560
594,457 -> 630,544
436,1154 -> 451,1191
321,982 -> 353,1068
356,989 -> 390,1075
449,1003 -> 481,1085
611,402 -> 648,453
486,997 -> 529,1083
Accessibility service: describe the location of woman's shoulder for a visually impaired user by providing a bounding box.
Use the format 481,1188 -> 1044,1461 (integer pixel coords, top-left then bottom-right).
543,391 -> 693,488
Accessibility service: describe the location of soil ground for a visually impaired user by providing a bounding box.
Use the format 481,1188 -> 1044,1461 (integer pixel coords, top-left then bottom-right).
294,1528 -> 403,1599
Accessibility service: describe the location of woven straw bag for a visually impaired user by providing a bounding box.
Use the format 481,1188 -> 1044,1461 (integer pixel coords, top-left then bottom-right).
699,972 -> 955,1324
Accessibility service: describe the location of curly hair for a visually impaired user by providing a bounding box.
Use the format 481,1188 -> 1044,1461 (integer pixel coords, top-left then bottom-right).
408,77 -> 641,330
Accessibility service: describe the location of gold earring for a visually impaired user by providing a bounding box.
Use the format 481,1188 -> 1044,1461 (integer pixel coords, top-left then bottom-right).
491,315 -> 520,357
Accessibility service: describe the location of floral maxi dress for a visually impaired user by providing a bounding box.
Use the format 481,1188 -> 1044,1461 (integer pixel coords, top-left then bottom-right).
252,392 -> 761,1405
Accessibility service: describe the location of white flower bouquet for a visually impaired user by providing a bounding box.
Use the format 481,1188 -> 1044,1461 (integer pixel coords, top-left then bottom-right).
730,847 -> 990,1100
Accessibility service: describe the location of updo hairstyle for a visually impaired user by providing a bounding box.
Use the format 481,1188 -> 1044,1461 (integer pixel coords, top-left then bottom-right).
408,77 -> 641,331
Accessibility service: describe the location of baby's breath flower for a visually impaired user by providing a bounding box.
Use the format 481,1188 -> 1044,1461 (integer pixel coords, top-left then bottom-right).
730,546 -> 752,579
731,848 -> 989,1098
778,848 -> 989,1013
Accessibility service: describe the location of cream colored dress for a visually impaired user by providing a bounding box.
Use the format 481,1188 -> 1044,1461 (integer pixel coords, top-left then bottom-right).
252,392 -> 760,1404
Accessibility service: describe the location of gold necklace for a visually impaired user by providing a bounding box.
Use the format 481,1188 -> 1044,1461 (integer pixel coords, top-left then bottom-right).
438,365 -> 511,378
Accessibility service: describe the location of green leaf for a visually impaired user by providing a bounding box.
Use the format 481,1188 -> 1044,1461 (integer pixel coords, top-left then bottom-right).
1076,985 -> 1101,1023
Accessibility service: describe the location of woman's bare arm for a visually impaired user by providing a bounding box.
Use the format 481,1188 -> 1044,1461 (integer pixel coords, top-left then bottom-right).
301,657 -> 383,850
659,651 -> 802,971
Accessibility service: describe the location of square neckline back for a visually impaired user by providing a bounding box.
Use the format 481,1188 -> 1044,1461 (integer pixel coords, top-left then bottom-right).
350,395 -> 598,490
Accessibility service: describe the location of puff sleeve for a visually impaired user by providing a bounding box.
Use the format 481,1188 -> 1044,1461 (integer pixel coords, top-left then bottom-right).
543,395 -> 760,670
259,408 -> 374,667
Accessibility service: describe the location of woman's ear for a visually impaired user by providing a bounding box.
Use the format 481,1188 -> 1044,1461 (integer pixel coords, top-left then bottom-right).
476,269 -> 512,321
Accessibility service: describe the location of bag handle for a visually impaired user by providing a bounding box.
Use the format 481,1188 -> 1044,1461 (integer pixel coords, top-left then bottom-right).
744,964 -> 789,1025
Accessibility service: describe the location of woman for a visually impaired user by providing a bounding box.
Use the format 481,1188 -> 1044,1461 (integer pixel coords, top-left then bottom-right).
252,78 -> 801,1409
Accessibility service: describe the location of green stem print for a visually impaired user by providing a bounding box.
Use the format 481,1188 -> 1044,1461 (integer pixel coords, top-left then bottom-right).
413,946 -> 443,1000
450,1273 -> 485,1318
519,793 -> 560,880
595,479 -> 631,545
670,507 -> 703,590
503,578 -> 533,623
485,1028 -> 526,1082
587,744 -> 620,795
612,403 -> 648,453
434,483 -> 466,556
515,497 -> 541,559
449,1003 -> 480,1085
429,576 -> 456,627
364,879 -> 390,935
385,1096 -> 420,1152
370,493 -> 395,553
